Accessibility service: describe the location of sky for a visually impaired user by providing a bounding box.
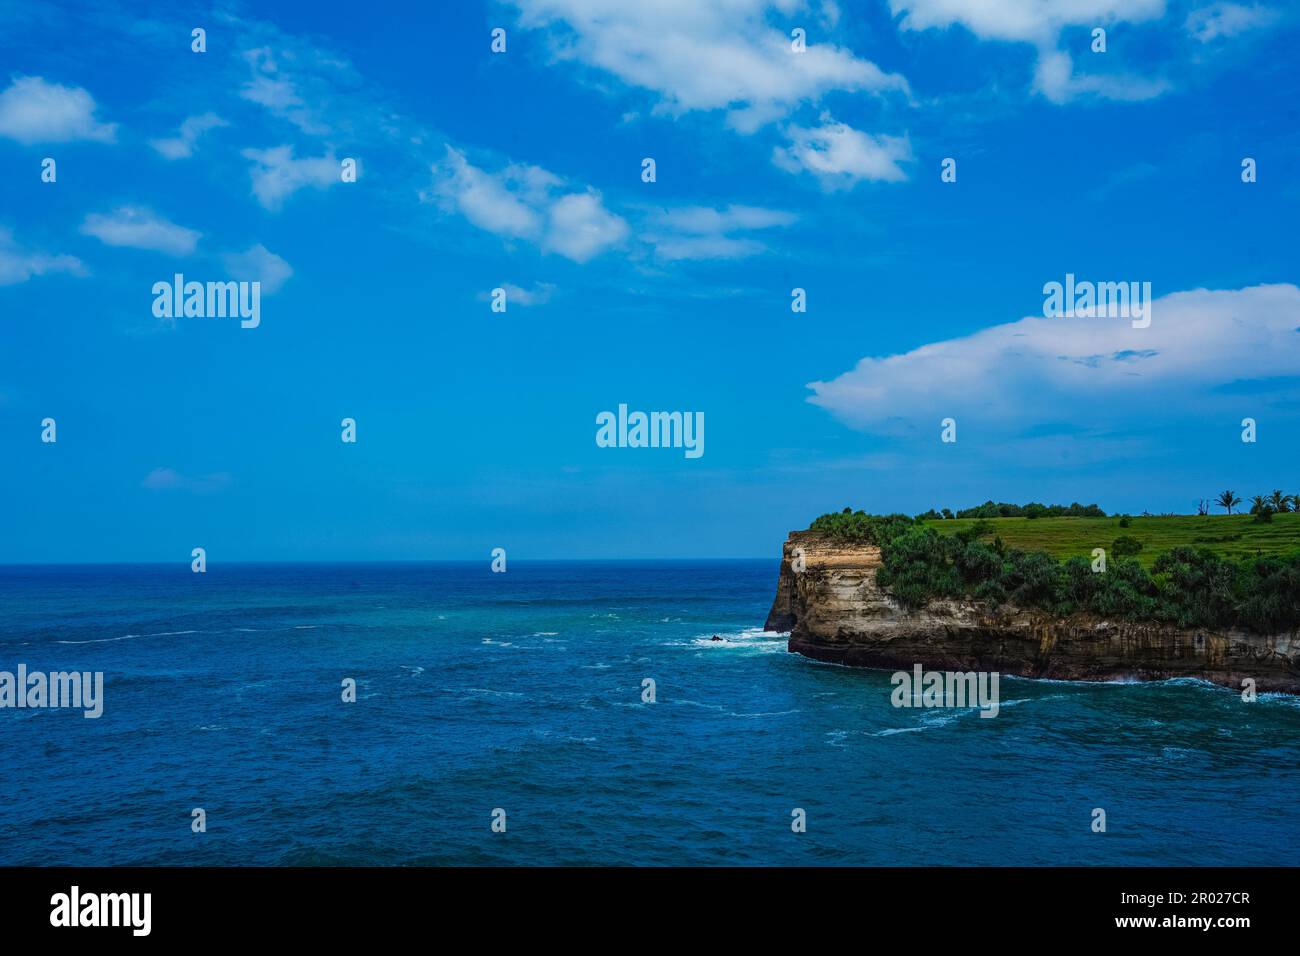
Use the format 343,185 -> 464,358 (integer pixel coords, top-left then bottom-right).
0,0 -> 1297,561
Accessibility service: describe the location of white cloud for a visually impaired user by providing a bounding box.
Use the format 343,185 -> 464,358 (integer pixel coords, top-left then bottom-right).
808,284 -> 1300,435
889,0 -> 1170,102
141,468 -> 232,494
1186,3 -> 1280,42
0,228 -> 85,285
509,0 -> 908,132
544,192 -> 630,261
222,244 -> 293,293
241,146 -> 339,211
239,47 -> 329,135
1032,50 -> 1170,104
0,76 -> 117,144
653,205 -> 797,233
643,204 -> 796,260
651,235 -> 770,260
80,207 -> 200,256
890,0 -> 1165,44
428,146 -> 548,238
773,115 -> 912,187
426,146 -> 628,262
150,112 -> 228,160
480,282 -> 556,306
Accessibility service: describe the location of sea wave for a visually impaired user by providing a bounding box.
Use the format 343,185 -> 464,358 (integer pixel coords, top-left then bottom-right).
57,629 -> 200,644
663,626 -> 789,653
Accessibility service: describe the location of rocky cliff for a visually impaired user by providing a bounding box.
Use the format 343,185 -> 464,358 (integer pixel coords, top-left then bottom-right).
765,530 -> 1300,694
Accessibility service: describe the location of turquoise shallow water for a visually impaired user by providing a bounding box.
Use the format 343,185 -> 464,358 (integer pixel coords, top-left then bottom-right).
1,560 -> 1297,866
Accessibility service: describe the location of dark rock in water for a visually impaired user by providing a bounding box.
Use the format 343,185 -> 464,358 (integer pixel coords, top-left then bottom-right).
766,529 -> 1300,694
710,634 -> 724,641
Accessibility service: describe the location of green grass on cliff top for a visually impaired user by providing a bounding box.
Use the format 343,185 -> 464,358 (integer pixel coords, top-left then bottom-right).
923,513 -> 1300,568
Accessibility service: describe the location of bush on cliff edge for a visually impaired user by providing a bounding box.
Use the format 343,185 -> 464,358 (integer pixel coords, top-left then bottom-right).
808,512 -> 1300,634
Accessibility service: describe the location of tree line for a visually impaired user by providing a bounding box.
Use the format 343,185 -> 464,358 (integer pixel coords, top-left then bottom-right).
1211,490 -> 1295,520
807,510 -> 1300,634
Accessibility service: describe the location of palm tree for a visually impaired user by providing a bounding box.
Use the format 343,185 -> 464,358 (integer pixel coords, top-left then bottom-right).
1250,494 -> 1267,515
1216,490 -> 1241,515
1268,489 -> 1291,513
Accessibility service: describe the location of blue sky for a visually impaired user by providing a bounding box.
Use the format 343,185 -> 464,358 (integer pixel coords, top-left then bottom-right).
1,0 -> 1297,561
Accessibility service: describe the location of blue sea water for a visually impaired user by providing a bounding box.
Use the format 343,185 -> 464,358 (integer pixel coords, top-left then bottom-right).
1,560 -> 1297,866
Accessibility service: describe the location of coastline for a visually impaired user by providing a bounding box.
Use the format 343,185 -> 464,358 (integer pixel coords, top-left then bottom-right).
767,530 -> 1300,694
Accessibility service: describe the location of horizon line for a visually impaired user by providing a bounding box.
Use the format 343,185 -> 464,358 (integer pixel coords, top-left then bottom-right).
0,556 -> 778,567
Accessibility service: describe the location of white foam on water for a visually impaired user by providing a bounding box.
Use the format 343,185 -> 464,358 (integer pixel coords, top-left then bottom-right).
1258,693 -> 1300,708
60,628 -> 202,644
870,707 -> 982,736
58,634 -> 140,644
666,626 -> 789,653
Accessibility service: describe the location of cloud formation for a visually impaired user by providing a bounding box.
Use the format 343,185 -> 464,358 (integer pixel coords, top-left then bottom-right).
0,76 -> 117,144
222,244 -> 293,293
889,0 -> 1172,103
241,146 -> 339,211
426,146 -> 628,262
150,113 -> 228,160
773,115 -> 912,187
0,228 -> 85,285
80,207 -> 201,256
809,283 -> 1300,434
643,204 -> 796,260
1186,2 -> 1280,42
481,282 -> 556,306
239,46 -> 330,135
510,0 -> 908,132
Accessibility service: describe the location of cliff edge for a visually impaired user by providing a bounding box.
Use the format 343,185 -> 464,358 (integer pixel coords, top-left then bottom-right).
766,530 -> 1300,693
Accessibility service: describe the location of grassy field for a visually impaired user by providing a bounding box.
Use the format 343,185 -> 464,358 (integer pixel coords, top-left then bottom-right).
924,513 -> 1300,568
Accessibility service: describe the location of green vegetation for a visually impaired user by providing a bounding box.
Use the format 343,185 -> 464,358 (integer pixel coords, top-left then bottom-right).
808,507 -> 1300,634
1112,535 -> 1143,558
1216,490 -> 1243,515
915,500 -> 1105,520
926,513 -> 1300,568
809,510 -> 914,545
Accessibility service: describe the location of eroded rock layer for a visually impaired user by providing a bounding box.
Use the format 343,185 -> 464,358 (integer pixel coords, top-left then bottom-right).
765,530 -> 1300,693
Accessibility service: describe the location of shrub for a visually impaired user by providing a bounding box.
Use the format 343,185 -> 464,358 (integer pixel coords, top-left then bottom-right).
1112,535 -> 1143,558
1150,547 -> 1239,629
807,510 -> 1300,633
953,500 -> 1106,519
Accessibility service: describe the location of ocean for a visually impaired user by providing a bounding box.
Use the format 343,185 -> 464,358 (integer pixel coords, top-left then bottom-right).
2,560 -> 1297,866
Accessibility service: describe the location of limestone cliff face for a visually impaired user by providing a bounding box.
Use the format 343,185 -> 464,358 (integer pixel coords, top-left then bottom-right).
765,530 -> 1300,694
